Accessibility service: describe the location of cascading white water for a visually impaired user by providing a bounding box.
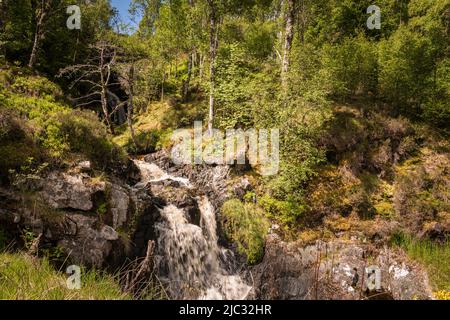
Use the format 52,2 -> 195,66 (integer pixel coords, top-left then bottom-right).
134,160 -> 191,188
134,160 -> 252,300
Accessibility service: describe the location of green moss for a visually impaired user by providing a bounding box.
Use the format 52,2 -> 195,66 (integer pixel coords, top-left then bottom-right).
259,194 -> 305,228
221,199 -> 269,265
374,201 -> 396,219
115,127 -> 174,154
54,110 -> 127,168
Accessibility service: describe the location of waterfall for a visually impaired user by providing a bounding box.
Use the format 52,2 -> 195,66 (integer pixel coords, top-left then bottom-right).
134,160 -> 252,300
133,160 -> 191,188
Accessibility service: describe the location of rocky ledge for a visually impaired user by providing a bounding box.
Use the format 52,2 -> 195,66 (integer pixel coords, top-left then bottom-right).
252,235 -> 433,300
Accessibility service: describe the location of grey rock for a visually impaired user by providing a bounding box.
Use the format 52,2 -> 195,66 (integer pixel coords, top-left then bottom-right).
109,184 -> 130,229
101,225 -> 119,241
40,172 -> 105,211
57,214 -> 117,268
252,238 -> 434,300
78,161 -> 92,171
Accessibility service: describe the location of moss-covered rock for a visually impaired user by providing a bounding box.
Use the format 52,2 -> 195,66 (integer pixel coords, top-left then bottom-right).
221,199 -> 269,265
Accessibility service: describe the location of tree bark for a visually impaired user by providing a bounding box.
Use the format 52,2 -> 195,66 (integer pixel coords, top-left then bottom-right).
99,46 -> 115,134
281,0 -> 296,92
29,0 -> 52,68
161,72 -> 165,102
182,52 -> 193,101
127,64 -> 138,150
207,0 -> 218,135
199,52 -> 204,80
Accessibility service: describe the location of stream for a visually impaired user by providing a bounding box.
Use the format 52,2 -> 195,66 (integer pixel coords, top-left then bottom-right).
133,159 -> 252,300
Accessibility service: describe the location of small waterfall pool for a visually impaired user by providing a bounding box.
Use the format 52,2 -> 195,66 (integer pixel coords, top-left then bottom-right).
133,160 -> 252,300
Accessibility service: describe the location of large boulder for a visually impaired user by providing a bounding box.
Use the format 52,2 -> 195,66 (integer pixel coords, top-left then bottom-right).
40,171 -> 106,211
1,165 -> 157,268
57,214 -> 119,268
252,236 -> 434,300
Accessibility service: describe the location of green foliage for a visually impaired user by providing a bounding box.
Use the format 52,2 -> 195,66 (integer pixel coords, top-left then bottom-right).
378,26 -> 435,110
96,202 -> 108,217
374,201 -> 396,219
259,194 -> 306,228
1,0 -> 115,72
116,127 -> 174,154
221,199 -> 269,265
21,228 -> 37,252
0,71 -> 126,179
8,157 -> 48,191
0,108 -> 42,182
41,245 -> 65,265
11,74 -> 63,101
322,33 -> 378,97
215,43 -> 254,128
377,0 -> 450,126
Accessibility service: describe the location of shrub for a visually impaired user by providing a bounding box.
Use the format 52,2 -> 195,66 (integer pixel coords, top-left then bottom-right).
259,194 -> 306,228
322,34 -> 378,98
0,109 -> 42,182
11,74 -> 63,102
0,104 -> 126,179
54,110 -> 127,169
374,201 -> 396,219
221,199 -> 269,265
119,128 -> 174,154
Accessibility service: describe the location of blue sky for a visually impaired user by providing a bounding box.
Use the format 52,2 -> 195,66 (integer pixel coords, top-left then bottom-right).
110,0 -> 138,30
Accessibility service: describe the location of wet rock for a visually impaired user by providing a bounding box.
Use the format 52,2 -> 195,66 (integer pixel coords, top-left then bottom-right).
143,150 -> 231,208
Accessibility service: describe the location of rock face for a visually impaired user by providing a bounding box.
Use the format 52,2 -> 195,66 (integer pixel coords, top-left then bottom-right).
0,151 -> 439,300
109,184 -> 131,230
40,171 -> 106,211
57,214 -> 119,268
37,171 -> 133,267
252,236 -> 434,300
0,160 -> 157,268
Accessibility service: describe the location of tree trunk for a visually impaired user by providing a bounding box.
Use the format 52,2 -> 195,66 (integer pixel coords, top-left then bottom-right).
99,46 -> 114,135
207,0 -> 218,135
182,52 -> 193,101
28,1 -> 51,68
161,72 -> 166,102
101,87 -> 115,135
199,52 -> 204,80
281,0 -> 296,92
128,65 -> 138,151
